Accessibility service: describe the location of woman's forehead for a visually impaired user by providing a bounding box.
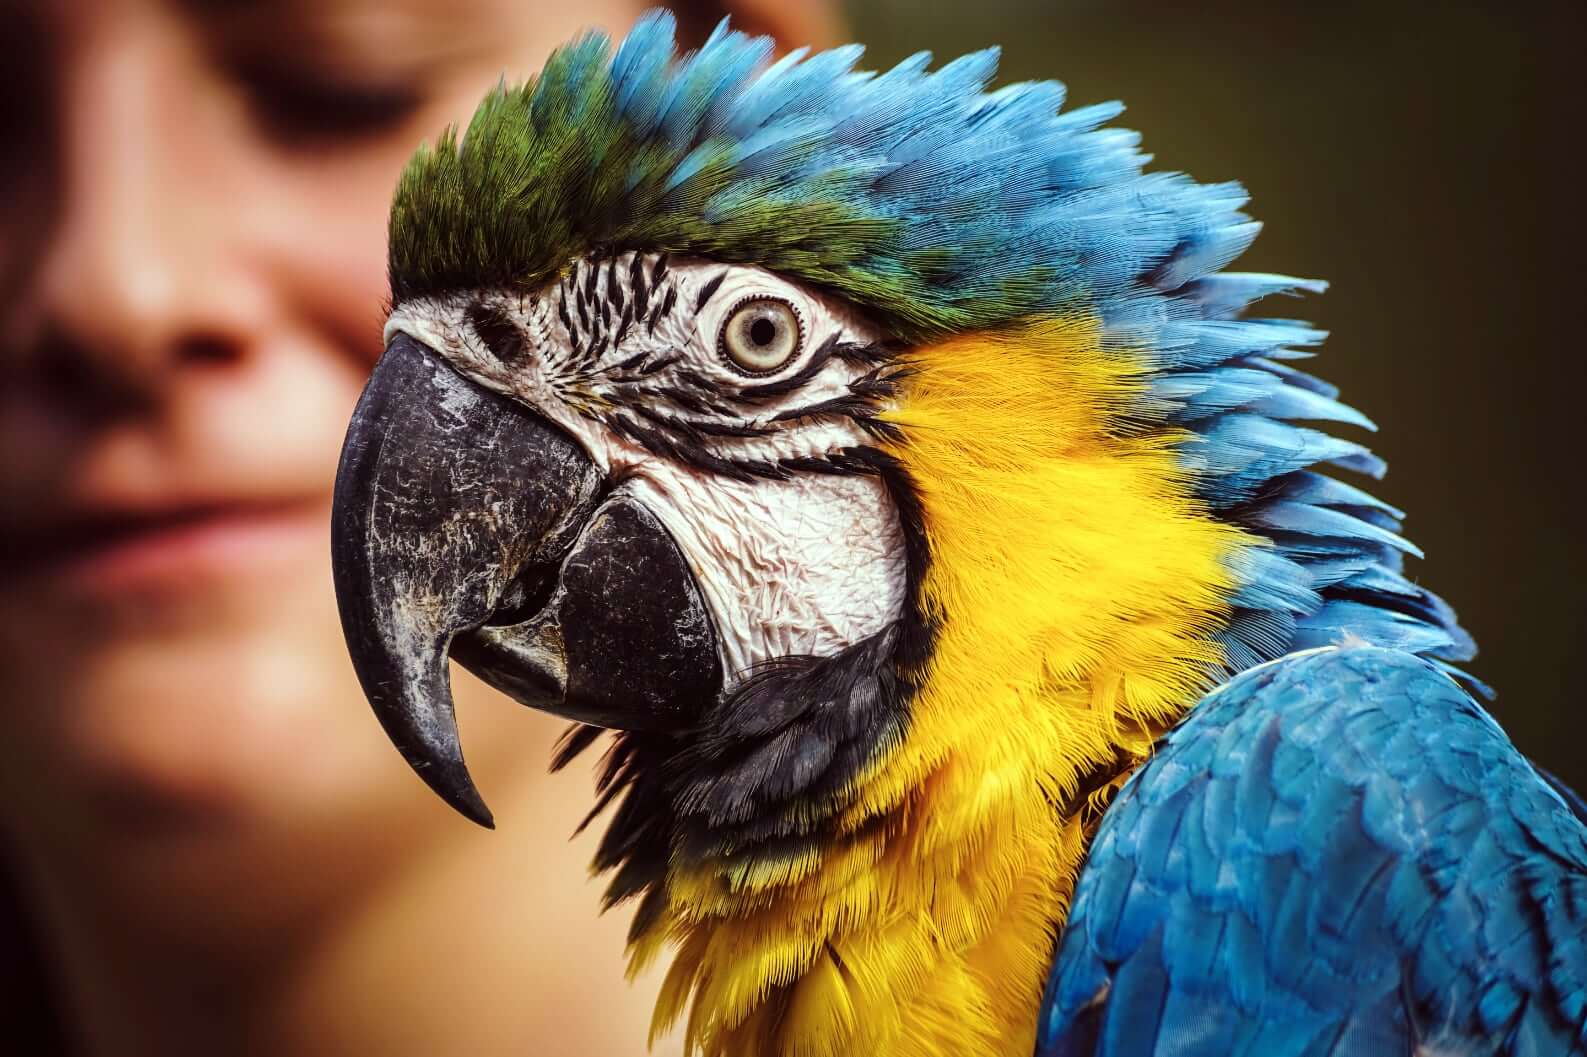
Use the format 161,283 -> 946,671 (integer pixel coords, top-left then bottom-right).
195,0 -> 633,72
17,0 -> 651,81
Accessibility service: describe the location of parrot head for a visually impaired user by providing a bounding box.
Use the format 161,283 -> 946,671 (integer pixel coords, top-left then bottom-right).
335,250 -> 917,827
331,11 -> 1474,1053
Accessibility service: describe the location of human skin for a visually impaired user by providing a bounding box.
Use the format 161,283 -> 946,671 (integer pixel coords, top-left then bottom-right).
0,1 -> 838,1054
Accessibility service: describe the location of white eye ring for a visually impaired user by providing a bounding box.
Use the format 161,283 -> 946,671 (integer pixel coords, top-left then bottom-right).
718,297 -> 803,375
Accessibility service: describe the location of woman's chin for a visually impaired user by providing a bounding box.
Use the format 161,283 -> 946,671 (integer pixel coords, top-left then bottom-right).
0,547 -> 406,835
0,533 -> 566,907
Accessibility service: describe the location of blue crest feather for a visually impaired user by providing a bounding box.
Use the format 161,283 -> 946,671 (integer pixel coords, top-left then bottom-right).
389,9 -> 1478,684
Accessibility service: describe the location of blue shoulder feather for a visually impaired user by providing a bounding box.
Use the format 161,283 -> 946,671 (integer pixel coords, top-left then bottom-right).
1038,646 -> 1587,1057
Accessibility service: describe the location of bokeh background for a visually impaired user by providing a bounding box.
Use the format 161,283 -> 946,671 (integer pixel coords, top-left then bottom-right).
850,0 -> 1585,790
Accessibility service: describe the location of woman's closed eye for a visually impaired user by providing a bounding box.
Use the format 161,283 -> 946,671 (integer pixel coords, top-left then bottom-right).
229,58 -> 426,146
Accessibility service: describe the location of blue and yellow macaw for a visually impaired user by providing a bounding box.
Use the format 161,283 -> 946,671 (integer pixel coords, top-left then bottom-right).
328,12 -> 1587,1056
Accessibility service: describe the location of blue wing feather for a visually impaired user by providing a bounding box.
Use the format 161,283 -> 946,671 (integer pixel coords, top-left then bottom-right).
1038,646 -> 1587,1056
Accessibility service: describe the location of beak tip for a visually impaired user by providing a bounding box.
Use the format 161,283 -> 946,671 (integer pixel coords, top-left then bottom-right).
462,800 -> 497,831
413,756 -> 497,829
459,789 -> 497,830
431,771 -> 496,829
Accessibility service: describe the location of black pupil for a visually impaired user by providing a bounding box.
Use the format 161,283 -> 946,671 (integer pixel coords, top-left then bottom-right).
749,316 -> 778,347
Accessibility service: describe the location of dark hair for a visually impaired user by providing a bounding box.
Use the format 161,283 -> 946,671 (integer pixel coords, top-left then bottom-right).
0,861 -> 70,1055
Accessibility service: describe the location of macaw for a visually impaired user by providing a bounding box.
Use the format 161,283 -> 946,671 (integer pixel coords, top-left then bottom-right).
328,11 -> 1587,1057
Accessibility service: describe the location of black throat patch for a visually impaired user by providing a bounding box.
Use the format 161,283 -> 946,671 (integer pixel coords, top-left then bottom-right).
552,448 -> 935,941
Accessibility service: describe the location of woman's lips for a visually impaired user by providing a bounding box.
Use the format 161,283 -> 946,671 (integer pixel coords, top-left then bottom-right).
1,500 -> 331,595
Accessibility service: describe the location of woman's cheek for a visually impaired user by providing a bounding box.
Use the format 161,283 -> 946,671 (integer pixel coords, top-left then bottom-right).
246,143 -> 408,369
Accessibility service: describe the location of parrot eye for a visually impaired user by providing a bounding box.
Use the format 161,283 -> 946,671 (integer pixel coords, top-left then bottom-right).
718,297 -> 803,374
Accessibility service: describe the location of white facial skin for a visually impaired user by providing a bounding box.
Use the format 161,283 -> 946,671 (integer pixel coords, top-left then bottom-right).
387,256 -> 910,681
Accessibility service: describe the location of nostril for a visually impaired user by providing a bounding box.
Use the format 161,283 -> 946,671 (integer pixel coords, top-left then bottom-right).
38,351 -> 94,398
178,334 -> 242,366
32,335 -> 153,416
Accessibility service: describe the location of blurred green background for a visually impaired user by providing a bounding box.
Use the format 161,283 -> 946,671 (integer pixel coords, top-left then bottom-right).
850,0 -> 1585,788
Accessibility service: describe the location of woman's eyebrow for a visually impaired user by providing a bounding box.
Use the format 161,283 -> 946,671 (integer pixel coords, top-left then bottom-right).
181,0 -> 510,79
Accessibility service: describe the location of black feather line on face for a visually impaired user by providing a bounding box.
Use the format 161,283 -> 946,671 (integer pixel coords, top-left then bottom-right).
631,403 -> 704,444
773,394 -> 878,425
834,338 -> 905,367
606,413 -> 785,482
607,257 -> 624,315
629,254 -> 649,318
650,287 -> 676,334
551,443 -> 938,942
694,270 -> 726,314
773,395 -> 907,444
607,343 -> 901,467
575,291 -> 591,337
642,385 -> 725,417
734,334 -> 843,401
556,286 -> 576,343
674,367 -> 717,394
615,303 -> 635,348
777,455 -> 855,476
676,417 -> 777,439
635,355 -> 678,377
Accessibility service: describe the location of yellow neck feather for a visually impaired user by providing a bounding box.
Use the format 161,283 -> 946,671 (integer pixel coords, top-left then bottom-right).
636,319 -> 1251,1057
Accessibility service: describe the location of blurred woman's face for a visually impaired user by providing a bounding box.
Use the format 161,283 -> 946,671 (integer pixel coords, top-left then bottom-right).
0,0 -> 645,864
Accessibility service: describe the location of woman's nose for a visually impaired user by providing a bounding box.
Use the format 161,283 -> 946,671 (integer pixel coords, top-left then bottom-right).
30,12 -> 257,396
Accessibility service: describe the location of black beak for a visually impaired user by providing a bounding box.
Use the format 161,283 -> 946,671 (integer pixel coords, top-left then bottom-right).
332,333 -> 719,828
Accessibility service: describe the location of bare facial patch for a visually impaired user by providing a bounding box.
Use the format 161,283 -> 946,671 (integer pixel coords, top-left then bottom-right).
383,254 -> 910,682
